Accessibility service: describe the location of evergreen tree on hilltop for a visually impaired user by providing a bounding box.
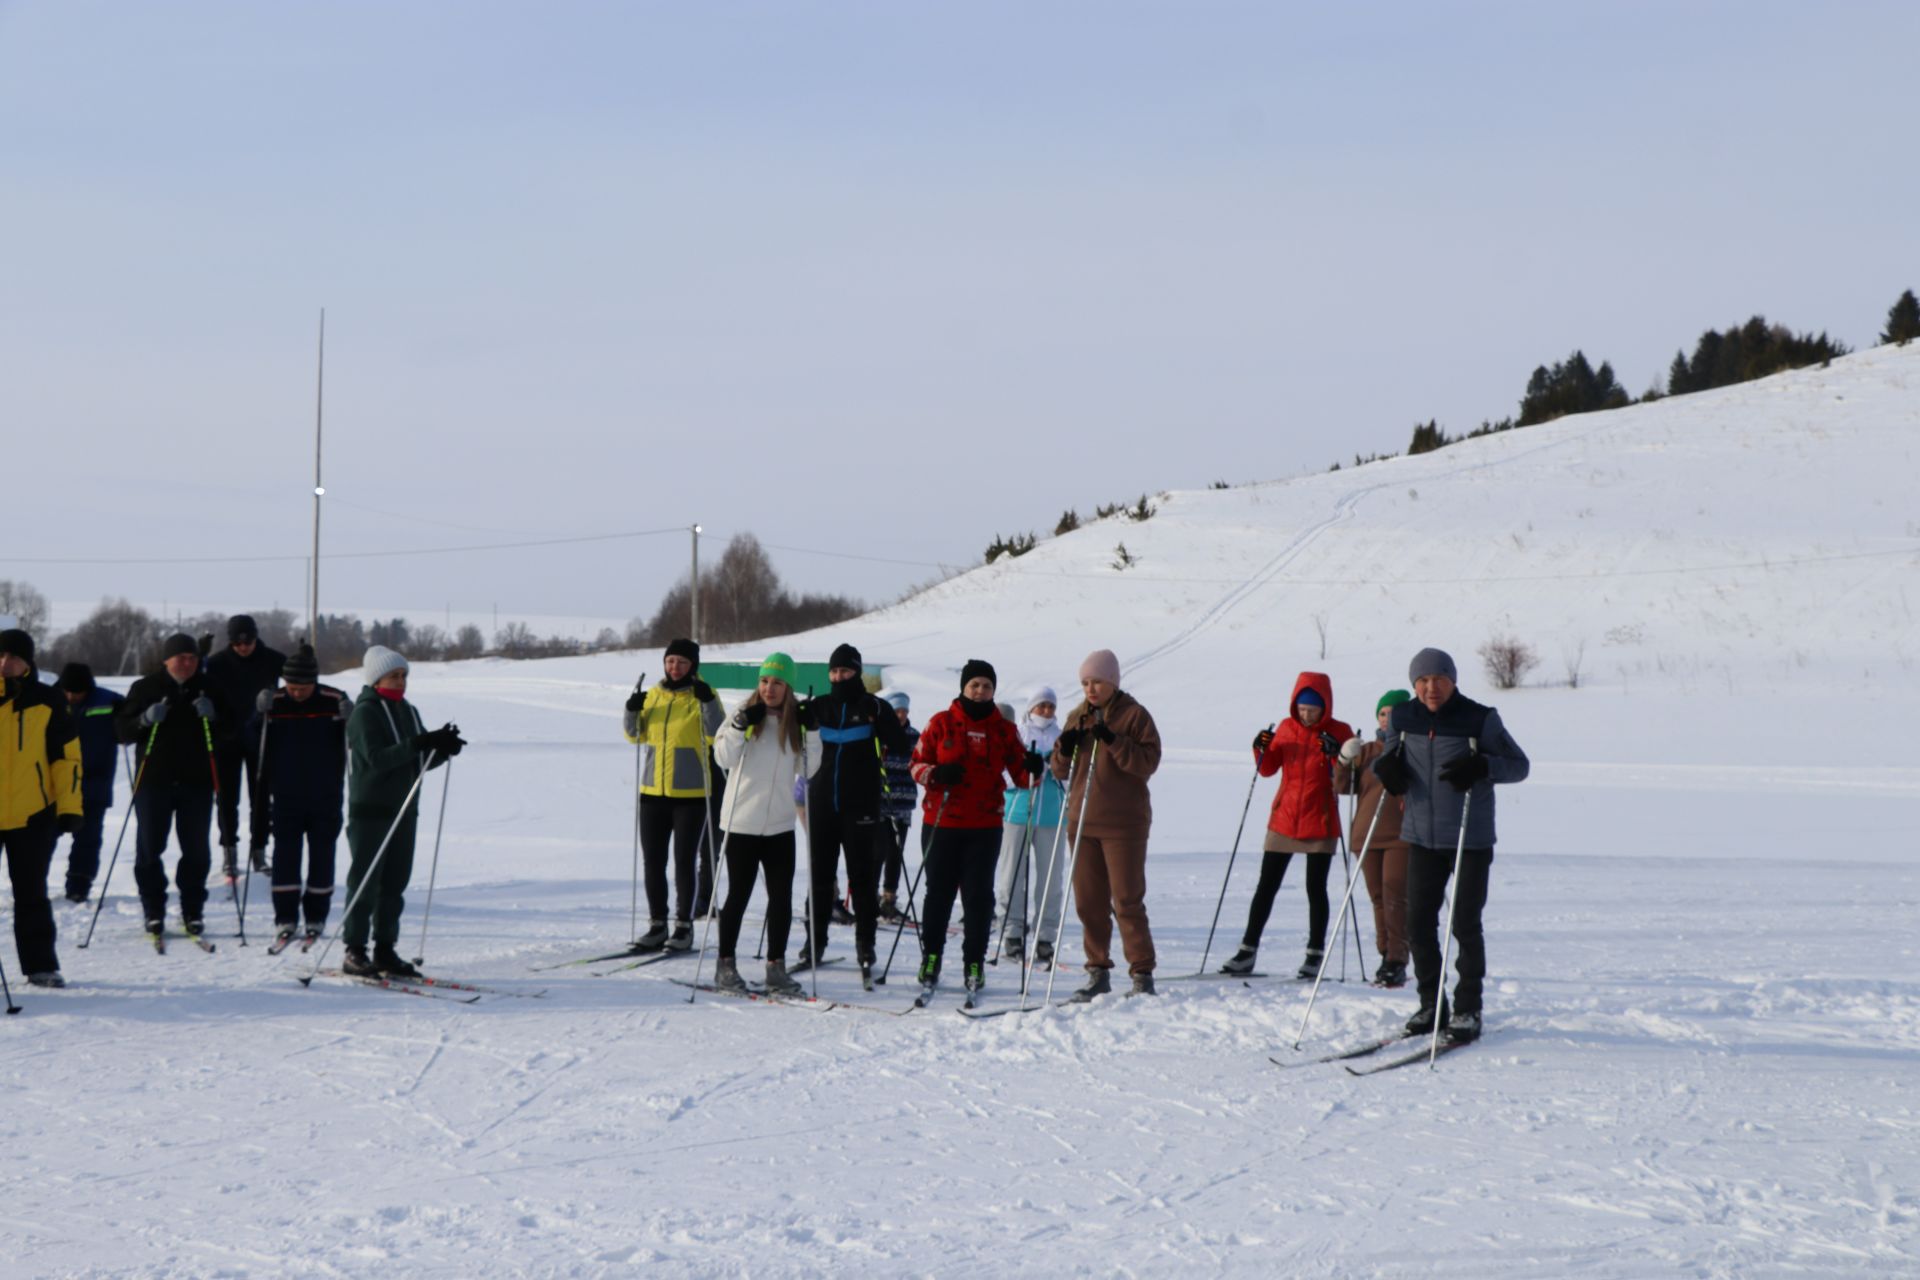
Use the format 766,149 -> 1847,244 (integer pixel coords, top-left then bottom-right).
1882,289 -> 1920,346
1667,315 -> 1848,395
1516,350 -> 1630,426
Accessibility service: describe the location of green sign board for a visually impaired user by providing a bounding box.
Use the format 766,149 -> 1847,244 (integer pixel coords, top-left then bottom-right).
698,661 -> 883,696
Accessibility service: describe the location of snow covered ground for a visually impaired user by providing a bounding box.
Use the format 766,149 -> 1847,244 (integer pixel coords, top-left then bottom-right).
5,347 -> 1919,1276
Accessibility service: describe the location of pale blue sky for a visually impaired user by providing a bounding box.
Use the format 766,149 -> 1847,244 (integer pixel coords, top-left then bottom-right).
4,1 -> 1914,627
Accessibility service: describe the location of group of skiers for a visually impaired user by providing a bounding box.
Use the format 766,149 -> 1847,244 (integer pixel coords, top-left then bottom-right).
0,617 -> 465,986
2,614 -> 1526,1041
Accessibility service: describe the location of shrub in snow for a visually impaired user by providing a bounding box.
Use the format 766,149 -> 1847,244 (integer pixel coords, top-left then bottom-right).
1479,634 -> 1540,690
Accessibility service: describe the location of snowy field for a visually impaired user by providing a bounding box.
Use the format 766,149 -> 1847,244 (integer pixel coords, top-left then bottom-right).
5,347 -> 1920,1276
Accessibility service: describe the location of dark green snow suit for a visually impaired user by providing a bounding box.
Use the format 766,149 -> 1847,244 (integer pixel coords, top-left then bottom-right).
342,686 -> 444,948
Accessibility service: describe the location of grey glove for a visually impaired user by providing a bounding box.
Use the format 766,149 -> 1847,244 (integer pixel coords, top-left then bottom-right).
141,702 -> 169,726
255,689 -> 275,714
334,696 -> 352,722
193,695 -> 216,720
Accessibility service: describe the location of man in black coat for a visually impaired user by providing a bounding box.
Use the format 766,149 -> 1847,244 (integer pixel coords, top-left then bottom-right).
115,633 -> 226,939
202,614 -> 285,878
248,643 -> 348,945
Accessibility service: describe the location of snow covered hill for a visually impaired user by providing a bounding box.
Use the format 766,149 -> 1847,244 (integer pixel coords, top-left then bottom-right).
5,347 -> 1918,1276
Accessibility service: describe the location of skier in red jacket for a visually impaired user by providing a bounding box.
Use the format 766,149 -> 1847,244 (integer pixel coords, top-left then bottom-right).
909,659 -> 1042,998
1220,672 -> 1357,978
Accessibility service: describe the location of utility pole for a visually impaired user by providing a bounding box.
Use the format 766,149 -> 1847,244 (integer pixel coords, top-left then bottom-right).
690,524 -> 702,643
310,308 -> 326,652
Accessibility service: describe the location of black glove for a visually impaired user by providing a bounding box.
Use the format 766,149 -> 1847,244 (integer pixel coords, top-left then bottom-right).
1023,750 -> 1045,777
1055,728 -> 1083,758
1317,730 -> 1340,758
59,813 -> 83,836
1252,728 -> 1274,754
1439,752 -> 1489,792
416,725 -> 466,758
692,679 -> 715,703
1090,721 -> 1116,745
625,687 -> 647,713
929,762 -> 964,786
1373,749 -> 1411,796
734,701 -> 767,730
796,699 -> 818,731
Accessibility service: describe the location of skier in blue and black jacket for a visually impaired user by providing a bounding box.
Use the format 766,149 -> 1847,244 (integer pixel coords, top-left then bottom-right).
56,663 -> 124,903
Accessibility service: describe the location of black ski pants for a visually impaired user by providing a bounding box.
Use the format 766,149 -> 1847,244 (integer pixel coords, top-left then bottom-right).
271,800 -> 341,929
717,830 -> 795,962
882,817 -> 911,896
639,795 -> 706,925
917,826 -> 1001,970
807,806 -> 887,961
213,739 -> 270,851
1,809 -> 59,974
133,783 -> 213,926
62,797 -> 109,900
1241,850 -> 1332,951
1406,844 -> 1493,1016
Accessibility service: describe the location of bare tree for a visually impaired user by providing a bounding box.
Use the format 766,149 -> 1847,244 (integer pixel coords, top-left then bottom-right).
1562,638 -> 1588,689
1311,611 -> 1330,660
0,580 -> 49,635
1479,634 -> 1541,690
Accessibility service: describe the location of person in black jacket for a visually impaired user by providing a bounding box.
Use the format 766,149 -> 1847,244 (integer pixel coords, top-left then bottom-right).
56,663 -> 125,903
797,643 -> 910,971
115,633 -> 226,940
203,614 -> 285,879
248,643 -> 348,946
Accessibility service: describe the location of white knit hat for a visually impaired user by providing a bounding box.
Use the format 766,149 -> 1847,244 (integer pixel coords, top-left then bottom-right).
1027,685 -> 1059,713
362,645 -> 410,686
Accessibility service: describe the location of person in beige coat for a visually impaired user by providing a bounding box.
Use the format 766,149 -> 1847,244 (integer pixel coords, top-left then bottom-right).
1336,688 -> 1414,987
1052,649 -> 1162,1000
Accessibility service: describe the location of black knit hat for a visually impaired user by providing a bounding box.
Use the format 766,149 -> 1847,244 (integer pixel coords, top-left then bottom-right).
0,629 -> 34,664
828,642 -> 862,674
59,662 -> 95,694
282,643 -> 319,684
663,637 -> 700,672
228,614 -> 258,643
161,633 -> 198,660
959,658 -> 997,693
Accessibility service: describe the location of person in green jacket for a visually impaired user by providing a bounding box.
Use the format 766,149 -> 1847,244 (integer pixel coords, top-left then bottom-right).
341,646 -> 464,978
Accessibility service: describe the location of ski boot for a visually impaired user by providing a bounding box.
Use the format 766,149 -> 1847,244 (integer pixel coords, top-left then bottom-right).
1219,945 -> 1258,976
273,925 -> 297,950
664,921 -> 693,952
302,926 -> 322,949
634,920 -> 669,952
917,953 -> 941,987
713,958 -> 748,994
791,943 -> 824,974
342,944 -> 378,977
964,962 -> 985,1004
858,950 -> 876,992
1444,1011 -> 1482,1044
374,946 -> 420,980
1295,948 -> 1325,980
1068,968 -> 1111,1004
764,959 -> 804,997
183,918 -> 205,939
1003,934 -> 1025,962
1404,998 -> 1451,1036
1376,960 -> 1408,989
248,845 -> 269,874
26,971 -> 65,989
1128,973 -> 1156,998
878,891 -> 904,924
1033,940 -> 1054,968
831,899 -> 855,926
219,843 -> 239,884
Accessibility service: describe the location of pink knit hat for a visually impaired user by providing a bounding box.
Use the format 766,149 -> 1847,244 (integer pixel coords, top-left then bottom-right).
1078,649 -> 1121,685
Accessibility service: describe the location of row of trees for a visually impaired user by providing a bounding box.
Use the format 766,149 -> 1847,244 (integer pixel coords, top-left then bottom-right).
1331,286 -> 1916,471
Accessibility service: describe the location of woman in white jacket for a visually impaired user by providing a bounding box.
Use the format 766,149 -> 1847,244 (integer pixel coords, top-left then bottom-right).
711,652 -> 818,995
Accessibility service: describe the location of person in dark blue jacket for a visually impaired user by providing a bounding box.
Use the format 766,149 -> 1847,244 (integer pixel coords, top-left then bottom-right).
878,690 -> 919,922
1371,647 -> 1529,1045
57,663 -> 124,903
247,643 -> 349,945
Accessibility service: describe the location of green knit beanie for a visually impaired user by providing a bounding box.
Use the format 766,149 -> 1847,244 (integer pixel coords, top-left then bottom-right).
759,651 -> 796,688
1377,688 -> 1412,715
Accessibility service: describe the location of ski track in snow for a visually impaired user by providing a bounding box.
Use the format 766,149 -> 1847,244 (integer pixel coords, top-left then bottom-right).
7,349 -> 1920,1275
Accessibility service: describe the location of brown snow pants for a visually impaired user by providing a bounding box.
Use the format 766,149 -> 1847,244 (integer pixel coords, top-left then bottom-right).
1361,842 -> 1410,964
1071,832 -> 1156,977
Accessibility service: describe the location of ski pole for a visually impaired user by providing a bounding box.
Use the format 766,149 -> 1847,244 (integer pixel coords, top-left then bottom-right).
298,752 -> 440,986
1326,755 -> 1365,983
1430,739 -> 1477,1069
877,786 -> 951,985
1017,786 -> 1073,997
1294,787 -> 1388,1048
81,722 -> 157,949
1040,734 -> 1101,1007
411,759 -> 453,966
1197,726 -> 1270,976
630,737 -> 644,944
238,705 -> 272,944
0,954 -> 17,1015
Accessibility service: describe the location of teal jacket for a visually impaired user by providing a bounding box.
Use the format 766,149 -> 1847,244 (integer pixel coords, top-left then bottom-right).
346,686 -> 444,820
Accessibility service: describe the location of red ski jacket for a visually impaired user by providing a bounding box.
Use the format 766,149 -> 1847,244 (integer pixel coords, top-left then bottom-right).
1254,672 -> 1355,842
911,698 -> 1033,829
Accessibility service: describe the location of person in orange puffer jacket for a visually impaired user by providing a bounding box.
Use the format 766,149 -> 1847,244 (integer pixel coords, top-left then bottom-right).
1219,672 -> 1356,979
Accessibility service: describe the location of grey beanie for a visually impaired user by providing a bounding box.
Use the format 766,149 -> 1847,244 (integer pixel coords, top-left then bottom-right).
363,645 -> 410,686
884,691 -> 910,712
1408,647 -> 1458,684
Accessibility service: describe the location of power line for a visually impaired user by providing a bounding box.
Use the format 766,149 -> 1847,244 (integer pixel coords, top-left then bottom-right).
7,525 -> 690,567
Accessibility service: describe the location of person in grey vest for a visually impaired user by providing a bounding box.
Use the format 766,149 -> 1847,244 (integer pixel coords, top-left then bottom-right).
1371,647 -> 1529,1044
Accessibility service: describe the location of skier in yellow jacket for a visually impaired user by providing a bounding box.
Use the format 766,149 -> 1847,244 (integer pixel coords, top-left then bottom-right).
623,638 -> 724,952
0,630 -> 82,986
